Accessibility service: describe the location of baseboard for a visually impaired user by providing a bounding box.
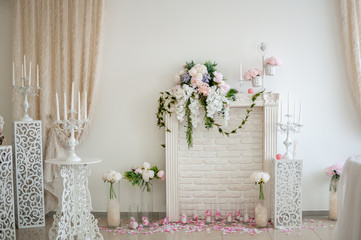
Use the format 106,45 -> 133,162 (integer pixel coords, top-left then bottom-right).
46,210 -> 328,218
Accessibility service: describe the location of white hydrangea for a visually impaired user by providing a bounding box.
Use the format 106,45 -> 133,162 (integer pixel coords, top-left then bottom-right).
173,85 -> 194,122
189,94 -> 201,128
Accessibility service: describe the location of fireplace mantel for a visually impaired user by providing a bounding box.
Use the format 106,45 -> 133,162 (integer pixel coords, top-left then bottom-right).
165,92 -> 279,222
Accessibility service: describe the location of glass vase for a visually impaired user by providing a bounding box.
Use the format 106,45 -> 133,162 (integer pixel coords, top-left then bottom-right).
140,188 -> 153,227
255,201 -> 268,228
107,182 -> 120,228
329,177 -> 339,220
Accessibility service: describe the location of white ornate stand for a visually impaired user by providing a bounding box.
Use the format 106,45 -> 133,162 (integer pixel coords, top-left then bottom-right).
272,159 -> 303,229
46,158 -> 103,240
0,146 -> 16,240
14,121 -> 45,228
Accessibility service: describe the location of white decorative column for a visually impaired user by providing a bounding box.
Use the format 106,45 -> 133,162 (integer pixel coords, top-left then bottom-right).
0,146 -> 16,240
46,158 -> 103,240
14,121 -> 45,228
272,159 -> 303,229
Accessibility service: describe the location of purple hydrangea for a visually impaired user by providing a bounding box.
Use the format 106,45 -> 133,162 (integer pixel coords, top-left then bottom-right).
202,74 -> 211,84
181,72 -> 191,84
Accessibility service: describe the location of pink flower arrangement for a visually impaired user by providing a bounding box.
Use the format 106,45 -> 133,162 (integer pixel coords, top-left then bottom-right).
243,68 -> 262,81
325,162 -> 344,177
197,82 -> 211,96
264,56 -> 282,66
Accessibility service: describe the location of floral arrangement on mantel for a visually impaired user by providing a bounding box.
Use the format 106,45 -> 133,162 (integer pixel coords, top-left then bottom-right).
157,61 -> 264,148
325,162 -> 344,192
243,68 -> 263,81
250,171 -> 270,200
124,162 -> 165,192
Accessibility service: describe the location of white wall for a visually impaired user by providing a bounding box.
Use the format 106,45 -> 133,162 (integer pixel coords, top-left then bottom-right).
1,0 -> 360,212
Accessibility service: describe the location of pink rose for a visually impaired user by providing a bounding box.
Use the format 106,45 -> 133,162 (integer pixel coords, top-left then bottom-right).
249,69 -> 259,78
243,71 -> 251,81
256,68 -> 263,75
213,71 -> 223,83
198,82 -> 211,96
191,76 -> 199,87
157,170 -> 165,180
265,57 -> 282,66
219,81 -> 231,93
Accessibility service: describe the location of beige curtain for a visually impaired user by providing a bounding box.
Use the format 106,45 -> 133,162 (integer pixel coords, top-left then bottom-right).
12,0 -> 105,212
341,0 -> 361,110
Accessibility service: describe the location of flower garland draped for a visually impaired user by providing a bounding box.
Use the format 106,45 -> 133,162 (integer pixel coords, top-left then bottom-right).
157,61 -> 264,148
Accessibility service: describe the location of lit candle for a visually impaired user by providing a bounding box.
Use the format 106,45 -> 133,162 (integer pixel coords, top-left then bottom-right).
299,101 -> 302,123
36,65 -> 39,87
288,92 -> 290,115
12,62 -> 15,85
56,93 -> 60,121
84,92 -> 87,120
71,82 -> 74,110
78,92 -> 81,120
24,55 -> 26,78
64,92 -> 68,120
28,62 -> 32,85
240,62 -> 243,80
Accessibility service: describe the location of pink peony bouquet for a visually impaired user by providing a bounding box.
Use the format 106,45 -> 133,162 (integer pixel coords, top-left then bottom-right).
124,162 -> 165,192
264,56 -> 282,66
243,68 -> 263,81
325,162 -> 344,192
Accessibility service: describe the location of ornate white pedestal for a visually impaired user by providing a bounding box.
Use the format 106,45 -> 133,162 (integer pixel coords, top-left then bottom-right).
14,121 -> 45,228
272,159 -> 303,229
46,158 -> 103,240
0,146 -> 16,240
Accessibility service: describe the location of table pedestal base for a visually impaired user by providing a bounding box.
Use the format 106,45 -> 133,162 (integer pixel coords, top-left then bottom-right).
49,164 -> 103,240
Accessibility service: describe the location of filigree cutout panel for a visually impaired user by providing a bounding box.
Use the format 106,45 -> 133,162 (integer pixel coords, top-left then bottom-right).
273,159 -> 302,228
0,146 -> 16,240
14,121 -> 45,228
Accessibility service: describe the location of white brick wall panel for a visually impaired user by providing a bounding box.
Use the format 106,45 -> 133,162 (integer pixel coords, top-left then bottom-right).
204,185 -> 228,191
193,179 -> 220,185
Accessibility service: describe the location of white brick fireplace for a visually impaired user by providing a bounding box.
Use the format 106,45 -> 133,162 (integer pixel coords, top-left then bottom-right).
165,93 -> 279,222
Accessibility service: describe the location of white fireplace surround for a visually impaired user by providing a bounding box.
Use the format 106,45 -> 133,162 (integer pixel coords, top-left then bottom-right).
165,92 -> 279,222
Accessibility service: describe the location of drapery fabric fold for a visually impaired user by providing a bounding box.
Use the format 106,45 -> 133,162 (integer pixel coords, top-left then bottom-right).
12,0 -> 105,213
341,0 -> 361,110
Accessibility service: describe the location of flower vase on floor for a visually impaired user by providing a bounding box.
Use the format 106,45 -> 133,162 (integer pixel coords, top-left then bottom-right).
325,162 -> 343,221
140,188 -> 153,227
102,170 -> 122,228
250,171 -> 270,228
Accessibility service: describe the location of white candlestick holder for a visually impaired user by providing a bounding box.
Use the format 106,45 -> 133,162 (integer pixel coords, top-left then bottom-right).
275,114 -> 303,159
54,109 -> 88,162
11,78 -> 40,122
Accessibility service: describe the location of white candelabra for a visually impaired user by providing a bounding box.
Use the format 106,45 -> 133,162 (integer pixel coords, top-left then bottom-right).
11,56 -> 40,121
275,94 -> 303,159
54,82 -> 88,162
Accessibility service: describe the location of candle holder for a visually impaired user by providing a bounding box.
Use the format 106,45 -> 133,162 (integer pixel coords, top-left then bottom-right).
275,114 -> 303,159
11,78 -> 40,122
54,109 -> 88,162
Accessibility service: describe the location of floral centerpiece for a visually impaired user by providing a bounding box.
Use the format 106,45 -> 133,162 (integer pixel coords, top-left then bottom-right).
157,61 -> 263,148
250,171 -> 270,228
264,57 -> 282,76
124,162 -> 165,192
243,68 -> 263,87
102,170 -> 122,227
325,162 -> 344,220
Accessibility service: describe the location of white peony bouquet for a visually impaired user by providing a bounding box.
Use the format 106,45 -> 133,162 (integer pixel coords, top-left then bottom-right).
250,171 -> 270,200
102,170 -> 122,199
124,162 -> 165,192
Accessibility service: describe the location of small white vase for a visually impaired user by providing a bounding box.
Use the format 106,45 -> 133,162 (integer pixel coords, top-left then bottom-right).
252,76 -> 263,87
265,65 -> 276,76
329,190 -> 338,220
255,203 -> 268,228
107,199 -> 120,227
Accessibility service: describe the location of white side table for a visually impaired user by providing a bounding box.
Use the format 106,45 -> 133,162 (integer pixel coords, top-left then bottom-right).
272,159 -> 303,229
46,158 -> 103,240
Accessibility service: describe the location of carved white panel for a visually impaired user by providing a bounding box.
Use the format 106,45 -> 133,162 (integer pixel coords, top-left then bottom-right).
165,93 -> 279,222
0,146 -> 16,240
272,159 -> 303,229
14,121 -> 45,228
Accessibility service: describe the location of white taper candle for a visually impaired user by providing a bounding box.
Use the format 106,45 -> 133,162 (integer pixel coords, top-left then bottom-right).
280,101 -> 282,124
21,64 -> 24,78
84,92 -> 87,120
78,92 -> 81,120
12,62 -> 15,85
37,65 -> 39,87
56,93 -> 60,121
240,62 -> 243,80
24,55 -> 26,78
71,82 -> 74,110
299,101 -> 302,123
64,93 -> 68,120
28,62 -> 32,85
